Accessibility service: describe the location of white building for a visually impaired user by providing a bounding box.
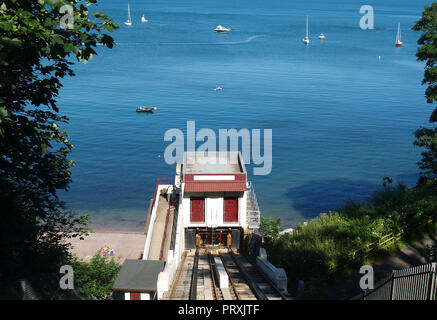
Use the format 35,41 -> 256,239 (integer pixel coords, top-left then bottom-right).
177,151 -> 259,249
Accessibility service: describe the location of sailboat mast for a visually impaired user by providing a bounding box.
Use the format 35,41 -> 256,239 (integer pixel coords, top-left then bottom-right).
399,24 -> 402,42
306,16 -> 309,38
128,3 -> 131,22
397,23 -> 401,42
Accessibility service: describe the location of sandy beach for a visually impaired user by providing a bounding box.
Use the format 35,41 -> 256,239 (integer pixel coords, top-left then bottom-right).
68,229 -> 147,263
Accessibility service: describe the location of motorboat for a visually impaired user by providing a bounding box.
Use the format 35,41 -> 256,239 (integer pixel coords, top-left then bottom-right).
214,86 -> 223,91
141,14 -> 148,23
214,25 -> 232,33
136,106 -> 157,113
319,33 -> 325,40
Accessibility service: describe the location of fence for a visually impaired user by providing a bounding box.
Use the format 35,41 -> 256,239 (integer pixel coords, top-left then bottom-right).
337,220 -> 434,273
361,262 -> 437,300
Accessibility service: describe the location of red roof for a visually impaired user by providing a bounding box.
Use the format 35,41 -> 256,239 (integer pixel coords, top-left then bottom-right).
185,182 -> 247,193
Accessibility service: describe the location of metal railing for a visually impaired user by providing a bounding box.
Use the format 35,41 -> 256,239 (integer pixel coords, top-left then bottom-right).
361,262 -> 437,300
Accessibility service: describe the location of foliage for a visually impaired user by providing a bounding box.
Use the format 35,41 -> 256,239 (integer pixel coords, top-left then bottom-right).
259,216 -> 281,240
262,181 -> 437,298
425,244 -> 437,262
0,0 -> 118,282
70,249 -> 122,300
412,3 -> 437,180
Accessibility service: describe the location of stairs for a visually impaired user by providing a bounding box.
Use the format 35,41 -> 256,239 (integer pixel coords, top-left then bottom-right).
246,182 -> 260,229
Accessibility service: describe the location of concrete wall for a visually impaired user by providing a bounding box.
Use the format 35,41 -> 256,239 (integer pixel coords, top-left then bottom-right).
156,191 -> 185,300
142,184 -> 170,260
214,256 -> 229,288
256,248 -> 288,294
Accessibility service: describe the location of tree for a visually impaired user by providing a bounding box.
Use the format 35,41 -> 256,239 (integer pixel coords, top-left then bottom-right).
0,0 -> 118,281
259,216 -> 281,240
413,4 -> 437,181
71,249 -> 122,300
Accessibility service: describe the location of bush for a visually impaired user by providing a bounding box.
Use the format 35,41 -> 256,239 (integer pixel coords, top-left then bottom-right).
263,181 -> 437,298
70,249 -> 122,300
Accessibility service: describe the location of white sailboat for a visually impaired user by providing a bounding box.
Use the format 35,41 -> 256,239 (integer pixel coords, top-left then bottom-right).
395,22 -> 403,47
141,14 -> 148,23
302,16 -> 309,45
124,3 -> 132,26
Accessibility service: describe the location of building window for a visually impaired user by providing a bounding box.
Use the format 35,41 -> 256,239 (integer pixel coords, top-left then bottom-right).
190,197 -> 205,222
223,197 -> 238,223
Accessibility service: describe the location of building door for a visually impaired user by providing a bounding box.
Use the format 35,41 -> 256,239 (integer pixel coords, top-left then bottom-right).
190,198 -> 205,222
130,292 -> 141,300
224,198 -> 238,222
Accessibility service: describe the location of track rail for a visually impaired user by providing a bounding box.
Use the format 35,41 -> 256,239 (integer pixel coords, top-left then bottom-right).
230,250 -> 288,300
221,251 -> 257,300
189,249 -> 199,300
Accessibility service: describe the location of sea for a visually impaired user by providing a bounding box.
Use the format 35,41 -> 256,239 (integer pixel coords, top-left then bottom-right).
58,0 -> 433,231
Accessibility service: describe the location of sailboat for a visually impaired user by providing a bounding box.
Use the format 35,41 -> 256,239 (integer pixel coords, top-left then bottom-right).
124,3 -> 132,26
141,14 -> 148,23
395,22 -> 403,47
302,16 -> 309,45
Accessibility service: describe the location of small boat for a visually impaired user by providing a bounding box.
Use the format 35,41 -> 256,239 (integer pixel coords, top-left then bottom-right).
141,14 -> 148,23
319,33 -> 325,40
214,25 -> 232,33
214,86 -> 223,91
395,22 -> 403,47
124,3 -> 132,26
302,16 -> 309,45
136,106 -> 157,113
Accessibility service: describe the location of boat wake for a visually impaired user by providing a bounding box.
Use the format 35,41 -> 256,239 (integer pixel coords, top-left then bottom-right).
117,35 -> 263,46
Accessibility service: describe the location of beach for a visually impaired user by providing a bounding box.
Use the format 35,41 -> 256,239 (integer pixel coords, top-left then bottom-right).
68,228 -> 147,263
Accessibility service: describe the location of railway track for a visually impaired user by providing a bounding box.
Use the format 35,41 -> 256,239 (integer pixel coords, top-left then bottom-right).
221,251 -> 257,300
167,251 -> 193,300
229,250 -> 288,300
168,248 -> 289,300
189,249 -> 235,300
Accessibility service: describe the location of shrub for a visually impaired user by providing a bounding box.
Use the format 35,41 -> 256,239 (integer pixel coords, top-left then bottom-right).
70,249 -> 122,300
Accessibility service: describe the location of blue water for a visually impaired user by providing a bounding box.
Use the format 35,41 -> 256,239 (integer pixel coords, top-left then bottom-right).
59,0 -> 432,230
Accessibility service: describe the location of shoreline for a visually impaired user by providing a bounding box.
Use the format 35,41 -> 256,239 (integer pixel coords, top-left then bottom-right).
86,221 -> 146,234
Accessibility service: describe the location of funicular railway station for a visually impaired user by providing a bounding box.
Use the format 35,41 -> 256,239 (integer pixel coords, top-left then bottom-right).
113,151 -> 290,300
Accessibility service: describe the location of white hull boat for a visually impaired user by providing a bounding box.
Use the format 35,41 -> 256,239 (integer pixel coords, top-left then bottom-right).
125,3 -> 132,26
214,25 -> 232,32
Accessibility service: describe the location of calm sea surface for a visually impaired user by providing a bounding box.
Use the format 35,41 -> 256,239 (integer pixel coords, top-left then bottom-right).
59,0 -> 432,230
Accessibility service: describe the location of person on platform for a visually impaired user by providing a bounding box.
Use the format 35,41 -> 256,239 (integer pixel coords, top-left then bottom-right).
196,233 -> 202,248
166,185 -> 173,203
227,232 -> 232,249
